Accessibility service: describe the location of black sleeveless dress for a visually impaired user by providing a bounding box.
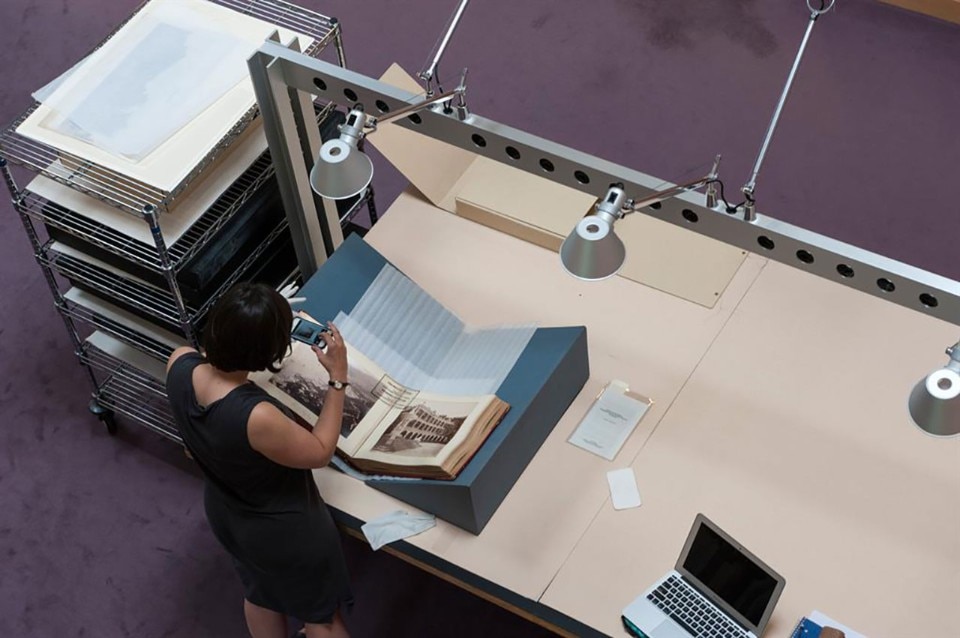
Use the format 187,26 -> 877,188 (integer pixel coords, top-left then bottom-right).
166,352 -> 353,623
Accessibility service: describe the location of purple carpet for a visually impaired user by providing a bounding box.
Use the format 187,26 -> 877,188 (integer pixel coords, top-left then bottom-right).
0,1 -> 957,636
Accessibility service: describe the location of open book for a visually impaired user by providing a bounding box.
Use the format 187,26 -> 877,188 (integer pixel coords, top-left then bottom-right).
253,340 -> 510,479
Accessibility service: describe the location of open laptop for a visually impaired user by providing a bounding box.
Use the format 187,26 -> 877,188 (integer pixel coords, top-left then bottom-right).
622,514 -> 786,638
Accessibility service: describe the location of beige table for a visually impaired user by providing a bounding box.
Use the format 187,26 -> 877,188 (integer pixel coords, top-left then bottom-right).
315,188 -> 959,637
542,260 -> 960,637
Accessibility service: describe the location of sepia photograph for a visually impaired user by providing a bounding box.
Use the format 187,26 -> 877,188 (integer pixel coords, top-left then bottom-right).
268,341 -> 380,438
371,398 -> 478,458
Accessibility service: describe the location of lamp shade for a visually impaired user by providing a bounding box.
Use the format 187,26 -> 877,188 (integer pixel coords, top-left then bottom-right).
559,215 -> 626,281
908,367 -> 960,437
309,138 -> 374,200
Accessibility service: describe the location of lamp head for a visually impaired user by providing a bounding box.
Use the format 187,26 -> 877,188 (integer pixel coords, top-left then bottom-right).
560,186 -> 627,281
908,346 -> 960,437
309,108 -> 374,200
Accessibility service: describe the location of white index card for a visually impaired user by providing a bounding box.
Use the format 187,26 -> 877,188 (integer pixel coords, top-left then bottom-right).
607,468 -> 642,510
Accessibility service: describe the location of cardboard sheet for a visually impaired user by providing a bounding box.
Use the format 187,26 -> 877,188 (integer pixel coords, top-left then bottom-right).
26,119 -> 268,245
368,63 -> 747,308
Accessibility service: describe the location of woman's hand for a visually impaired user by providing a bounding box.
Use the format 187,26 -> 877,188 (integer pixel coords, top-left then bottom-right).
312,322 -> 348,381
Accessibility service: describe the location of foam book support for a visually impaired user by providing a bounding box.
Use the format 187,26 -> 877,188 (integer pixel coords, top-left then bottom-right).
298,235 -> 590,534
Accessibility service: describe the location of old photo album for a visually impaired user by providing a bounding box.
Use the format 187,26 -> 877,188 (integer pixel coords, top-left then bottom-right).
253,341 -> 509,480
249,262 -> 536,480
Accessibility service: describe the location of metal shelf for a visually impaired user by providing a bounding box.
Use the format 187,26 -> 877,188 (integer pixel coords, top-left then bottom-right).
0,0 -> 364,441
41,218 -> 290,331
19,151 -> 277,273
0,0 -> 342,217
81,341 -> 180,442
65,303 -> 179,361
17,102 -> 335,276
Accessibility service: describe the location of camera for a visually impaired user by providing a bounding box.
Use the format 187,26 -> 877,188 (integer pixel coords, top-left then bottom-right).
291,317 -> 330,348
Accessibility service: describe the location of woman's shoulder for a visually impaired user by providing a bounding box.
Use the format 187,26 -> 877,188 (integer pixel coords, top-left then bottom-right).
167,346 -> 201,373
165,348 -> 203,395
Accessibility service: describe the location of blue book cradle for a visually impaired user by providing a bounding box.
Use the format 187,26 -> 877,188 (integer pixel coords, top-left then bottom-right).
297,235 -> 590,534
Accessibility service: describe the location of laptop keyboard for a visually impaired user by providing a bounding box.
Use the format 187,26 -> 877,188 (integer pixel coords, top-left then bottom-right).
646,575 -> 749,638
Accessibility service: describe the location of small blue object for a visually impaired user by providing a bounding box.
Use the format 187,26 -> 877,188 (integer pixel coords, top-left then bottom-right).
622,615 -> 650,638
791,617 -> 823,638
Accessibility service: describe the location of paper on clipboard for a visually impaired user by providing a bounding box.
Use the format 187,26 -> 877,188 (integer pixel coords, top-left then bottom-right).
568,380 -> 652,461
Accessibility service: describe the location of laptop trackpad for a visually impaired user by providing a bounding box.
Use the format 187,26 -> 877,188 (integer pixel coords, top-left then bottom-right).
651,619 -> 693,638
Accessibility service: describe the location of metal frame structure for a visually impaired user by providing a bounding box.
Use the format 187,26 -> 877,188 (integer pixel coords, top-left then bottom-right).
0,0 -> 366,440
248,39 -> 960,325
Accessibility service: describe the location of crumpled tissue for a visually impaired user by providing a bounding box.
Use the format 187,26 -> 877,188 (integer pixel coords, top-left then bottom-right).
361,510 -> 436,551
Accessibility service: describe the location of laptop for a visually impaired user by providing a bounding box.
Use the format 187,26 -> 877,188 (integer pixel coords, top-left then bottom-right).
622,513 -> 786,638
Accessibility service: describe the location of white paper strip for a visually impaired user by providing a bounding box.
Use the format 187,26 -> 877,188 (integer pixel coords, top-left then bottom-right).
334,265 -> 535,395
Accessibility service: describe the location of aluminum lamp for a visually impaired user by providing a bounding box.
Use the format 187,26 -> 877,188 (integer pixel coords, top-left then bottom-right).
309,108 -> 373,200
908,343 -> 960,437
561,157 -> 721,282
560,187 -> 627,281
310,82 -> 467,201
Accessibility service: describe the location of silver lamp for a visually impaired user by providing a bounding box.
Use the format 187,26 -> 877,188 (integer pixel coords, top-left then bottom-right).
308,82 -> 466,200
560,187 -> 628,280
908,342 -> 960,437
309,108 -> 373,199
310,0 -> 471,200
560,156 -> 721,281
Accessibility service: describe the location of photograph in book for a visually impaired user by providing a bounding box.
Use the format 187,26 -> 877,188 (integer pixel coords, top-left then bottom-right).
266,341 -> 380,439
371,398 -> 479,459
251,337 -> 512,479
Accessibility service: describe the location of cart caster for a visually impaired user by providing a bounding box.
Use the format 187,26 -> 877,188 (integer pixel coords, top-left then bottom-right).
89,400 -> 118,435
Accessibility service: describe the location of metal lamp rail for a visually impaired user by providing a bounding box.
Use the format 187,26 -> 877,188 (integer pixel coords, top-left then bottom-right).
254,41 -> 960,325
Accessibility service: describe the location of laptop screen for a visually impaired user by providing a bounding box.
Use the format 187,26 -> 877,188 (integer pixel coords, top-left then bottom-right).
678,516 -> 784,633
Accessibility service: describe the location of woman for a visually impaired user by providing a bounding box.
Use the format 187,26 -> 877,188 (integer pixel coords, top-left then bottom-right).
165,282 -> 352,638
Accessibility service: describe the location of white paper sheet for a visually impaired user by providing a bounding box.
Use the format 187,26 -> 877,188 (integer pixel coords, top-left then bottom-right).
333,264 -> 536,396
18,0 -> 311,190
568,380 -> 652,461
42,2 -> 259,160
808,611 -> 869,638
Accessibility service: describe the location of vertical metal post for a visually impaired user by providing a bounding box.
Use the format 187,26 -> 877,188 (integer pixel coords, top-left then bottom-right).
286,38 -> 344,256
248,37 -> 334,280
1,158 -> 100,389
331,18 -> 347,68
144,204 -> 197,347
364,183 -> 379,225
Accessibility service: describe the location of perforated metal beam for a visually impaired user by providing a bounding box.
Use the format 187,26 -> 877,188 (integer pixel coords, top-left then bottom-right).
252,39 -> 960,325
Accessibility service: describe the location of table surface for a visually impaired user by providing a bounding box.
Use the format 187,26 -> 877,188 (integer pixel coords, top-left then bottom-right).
314,188 -> 959,637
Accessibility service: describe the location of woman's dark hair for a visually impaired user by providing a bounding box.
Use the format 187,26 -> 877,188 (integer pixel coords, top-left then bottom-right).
203,282 -> 292,373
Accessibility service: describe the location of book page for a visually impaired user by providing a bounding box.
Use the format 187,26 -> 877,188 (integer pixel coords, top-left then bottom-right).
352,392 -> 496,469
251,341 -> 393,457
334,263 -> 535,396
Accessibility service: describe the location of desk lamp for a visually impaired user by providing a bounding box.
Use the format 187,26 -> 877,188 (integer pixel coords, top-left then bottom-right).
310,0 -> 471,199
909,341 -> 960,437
309,84 -> 464,199
560,156 -> 721,280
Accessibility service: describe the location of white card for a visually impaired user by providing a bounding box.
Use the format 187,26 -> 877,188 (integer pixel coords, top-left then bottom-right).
607,468 -> 642,510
